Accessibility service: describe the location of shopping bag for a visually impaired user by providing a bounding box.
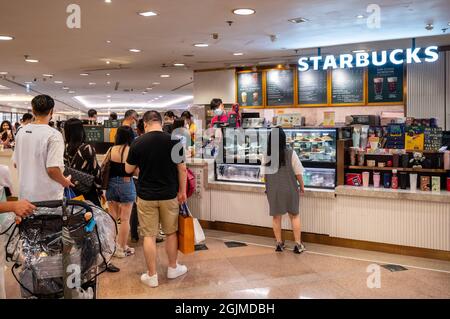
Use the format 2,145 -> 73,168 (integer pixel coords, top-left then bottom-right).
178,214 -> 195,254
64,188 -> 85,201
193,218 -> 205,244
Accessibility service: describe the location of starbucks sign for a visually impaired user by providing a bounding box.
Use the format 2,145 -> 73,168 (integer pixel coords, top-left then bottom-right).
298,46 -> 439,72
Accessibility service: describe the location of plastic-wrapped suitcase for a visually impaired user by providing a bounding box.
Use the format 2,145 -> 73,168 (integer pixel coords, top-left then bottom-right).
3,199 -> 117,299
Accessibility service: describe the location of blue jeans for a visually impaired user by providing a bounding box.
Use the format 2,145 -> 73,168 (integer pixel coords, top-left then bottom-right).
106,177 -> 136,203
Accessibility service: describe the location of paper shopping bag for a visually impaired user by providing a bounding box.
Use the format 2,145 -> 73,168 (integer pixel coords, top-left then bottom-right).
193,218 -> 205,244
178,214 -> 195,254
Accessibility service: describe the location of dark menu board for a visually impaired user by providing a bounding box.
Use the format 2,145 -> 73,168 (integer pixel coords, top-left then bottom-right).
84,125 -> 104,143
237,72 -> 263,107
266,69 -> 294,106
331,68 -> 364,104
368,62 -> 403,103
298,68 -> 328,105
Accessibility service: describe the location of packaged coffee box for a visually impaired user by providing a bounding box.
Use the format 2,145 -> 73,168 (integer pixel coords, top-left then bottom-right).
432,176 -> 441,192
420,176 -> 431,191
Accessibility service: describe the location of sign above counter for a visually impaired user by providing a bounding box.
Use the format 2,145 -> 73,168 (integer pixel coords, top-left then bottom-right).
298,46 -> 439,72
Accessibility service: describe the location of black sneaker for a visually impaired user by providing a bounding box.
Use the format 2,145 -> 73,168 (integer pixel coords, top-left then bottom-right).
275,242 -> 285,252
293,242 -> 306,254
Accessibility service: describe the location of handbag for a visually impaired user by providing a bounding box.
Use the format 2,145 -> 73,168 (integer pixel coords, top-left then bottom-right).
64,145 -> 95,194
178,203 -> 195,254
100,147 -> 112,190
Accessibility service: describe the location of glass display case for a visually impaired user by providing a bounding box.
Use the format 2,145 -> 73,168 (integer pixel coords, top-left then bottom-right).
214,127 -> 341,189
284,128 -> 337,163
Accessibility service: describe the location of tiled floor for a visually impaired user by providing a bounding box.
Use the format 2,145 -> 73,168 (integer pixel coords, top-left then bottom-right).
4,229 -> 450,299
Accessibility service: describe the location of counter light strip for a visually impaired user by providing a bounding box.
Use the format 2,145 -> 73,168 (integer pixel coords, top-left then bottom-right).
206,236 -> 450,274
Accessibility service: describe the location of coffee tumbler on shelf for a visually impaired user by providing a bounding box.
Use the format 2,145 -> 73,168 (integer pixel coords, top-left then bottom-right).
447,178 -> 450,192
399,172 -> 408,190
383,173 -> 392,188
357,150 -> 365,166
392,170 -> 398,189
432,176 -> 441,192
410,174 -> 418,192
373,172 -> 381,188
420,176 -> 431,191
349,147 -> 357,166
402,154 -> 410,168
362,172 -> 370,188
392,154 -> 400,168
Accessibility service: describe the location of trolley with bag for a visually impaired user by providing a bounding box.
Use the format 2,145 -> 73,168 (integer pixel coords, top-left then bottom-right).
2,198 -> 117,299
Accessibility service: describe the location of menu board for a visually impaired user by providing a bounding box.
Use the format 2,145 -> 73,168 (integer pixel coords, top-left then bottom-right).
298,68 -> 328,105
331,68 -> 364,104
237,72 -> 263,107
104,120 -> 121,128
368,62 -> 404,103
266,69 -> 294,106
84,125 -> 104,143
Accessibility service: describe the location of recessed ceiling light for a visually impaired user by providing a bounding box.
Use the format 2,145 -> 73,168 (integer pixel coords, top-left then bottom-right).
193,43 -> 209,48
159,96 -> 163,98
80,73 -> 89,76
356,14 -> 365,19
89,82 -> 96,85
146,87 -> 152,90
233,52 -> 244,56
68,91 -> 76,94
42,74 -> 54,77
160,74 -> 170,78
54,81 -> 63,84
106,73 -> 110,76
352,49 -> 366,53
106,81 -> 111,85
138,11 -> 158,17
107,95 -> 111,98
129,49 -> 142,53
288,17 -> 309,24
25,58 -> 39,63
232,8 -> 256,15
106,40 -> 112,44
106,60 -> 111,64
0,72 -> 8,75
105,0 -> 111,3
152,82 -> 160,85
107,99 -> 111,102
62,87 -> 70,90
0,35 -> 14,41
173,63 -> 185,67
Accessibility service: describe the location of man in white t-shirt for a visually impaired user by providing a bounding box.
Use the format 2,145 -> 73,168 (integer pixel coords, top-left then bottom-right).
13,95 -> 73,202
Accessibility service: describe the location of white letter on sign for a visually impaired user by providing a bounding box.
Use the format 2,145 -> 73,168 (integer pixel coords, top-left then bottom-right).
355,53 -> 370,67
424,46 -> 439,63
66,4 -> 81,29
298,57 -> 309,72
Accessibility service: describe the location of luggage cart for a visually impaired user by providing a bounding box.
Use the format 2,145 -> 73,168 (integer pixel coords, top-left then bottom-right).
4,199 -> 117,299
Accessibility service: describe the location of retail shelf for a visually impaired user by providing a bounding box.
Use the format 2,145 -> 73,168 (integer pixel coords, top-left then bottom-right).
345,166 -> 448,173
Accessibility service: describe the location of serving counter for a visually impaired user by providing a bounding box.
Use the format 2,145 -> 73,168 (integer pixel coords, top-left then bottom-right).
186,160 -> 450,260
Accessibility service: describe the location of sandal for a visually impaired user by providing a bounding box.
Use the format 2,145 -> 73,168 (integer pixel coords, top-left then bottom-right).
125,246 -> 135,256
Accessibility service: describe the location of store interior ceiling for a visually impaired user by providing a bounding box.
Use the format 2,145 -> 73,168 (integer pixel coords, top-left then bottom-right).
0,0 -> 450,115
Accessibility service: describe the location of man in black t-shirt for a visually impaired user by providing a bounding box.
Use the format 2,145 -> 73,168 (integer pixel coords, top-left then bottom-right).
125,110 -> 187,288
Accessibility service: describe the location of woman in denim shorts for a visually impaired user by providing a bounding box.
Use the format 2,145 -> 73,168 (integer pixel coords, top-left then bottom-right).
106,126 -> 137,258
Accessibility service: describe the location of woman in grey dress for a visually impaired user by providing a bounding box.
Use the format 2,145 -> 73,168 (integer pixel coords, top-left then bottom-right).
264,128 -> 306,254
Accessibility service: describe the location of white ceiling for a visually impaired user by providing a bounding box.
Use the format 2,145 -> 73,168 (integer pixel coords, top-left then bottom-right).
0,0 -> 449,114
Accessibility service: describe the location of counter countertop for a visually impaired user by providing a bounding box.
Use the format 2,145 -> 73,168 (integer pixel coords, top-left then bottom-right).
0,150 -> 13,157
206,180 -> 336,199
335,185 -> 450,203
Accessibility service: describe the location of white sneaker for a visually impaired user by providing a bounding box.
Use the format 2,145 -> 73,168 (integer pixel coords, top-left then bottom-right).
114,247 -> 126,258
140,272 -> 158,288
167,263 -> 188,279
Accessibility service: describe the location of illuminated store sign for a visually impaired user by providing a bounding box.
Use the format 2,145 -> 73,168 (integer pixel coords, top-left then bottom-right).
298,46 -> 439,71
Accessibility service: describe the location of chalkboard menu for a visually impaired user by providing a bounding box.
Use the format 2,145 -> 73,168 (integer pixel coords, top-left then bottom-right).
331,68 -> 364,104
266,69 -> 294,106
237,72 -> 263,107
298,68 -> 328,105
104,120 -> 121,128
84,125 -> 104,143
368,62 -> 403,103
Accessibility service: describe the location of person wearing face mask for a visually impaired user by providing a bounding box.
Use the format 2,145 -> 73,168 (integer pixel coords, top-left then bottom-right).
122,110 -> 139,138
210,98 -> 228,128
